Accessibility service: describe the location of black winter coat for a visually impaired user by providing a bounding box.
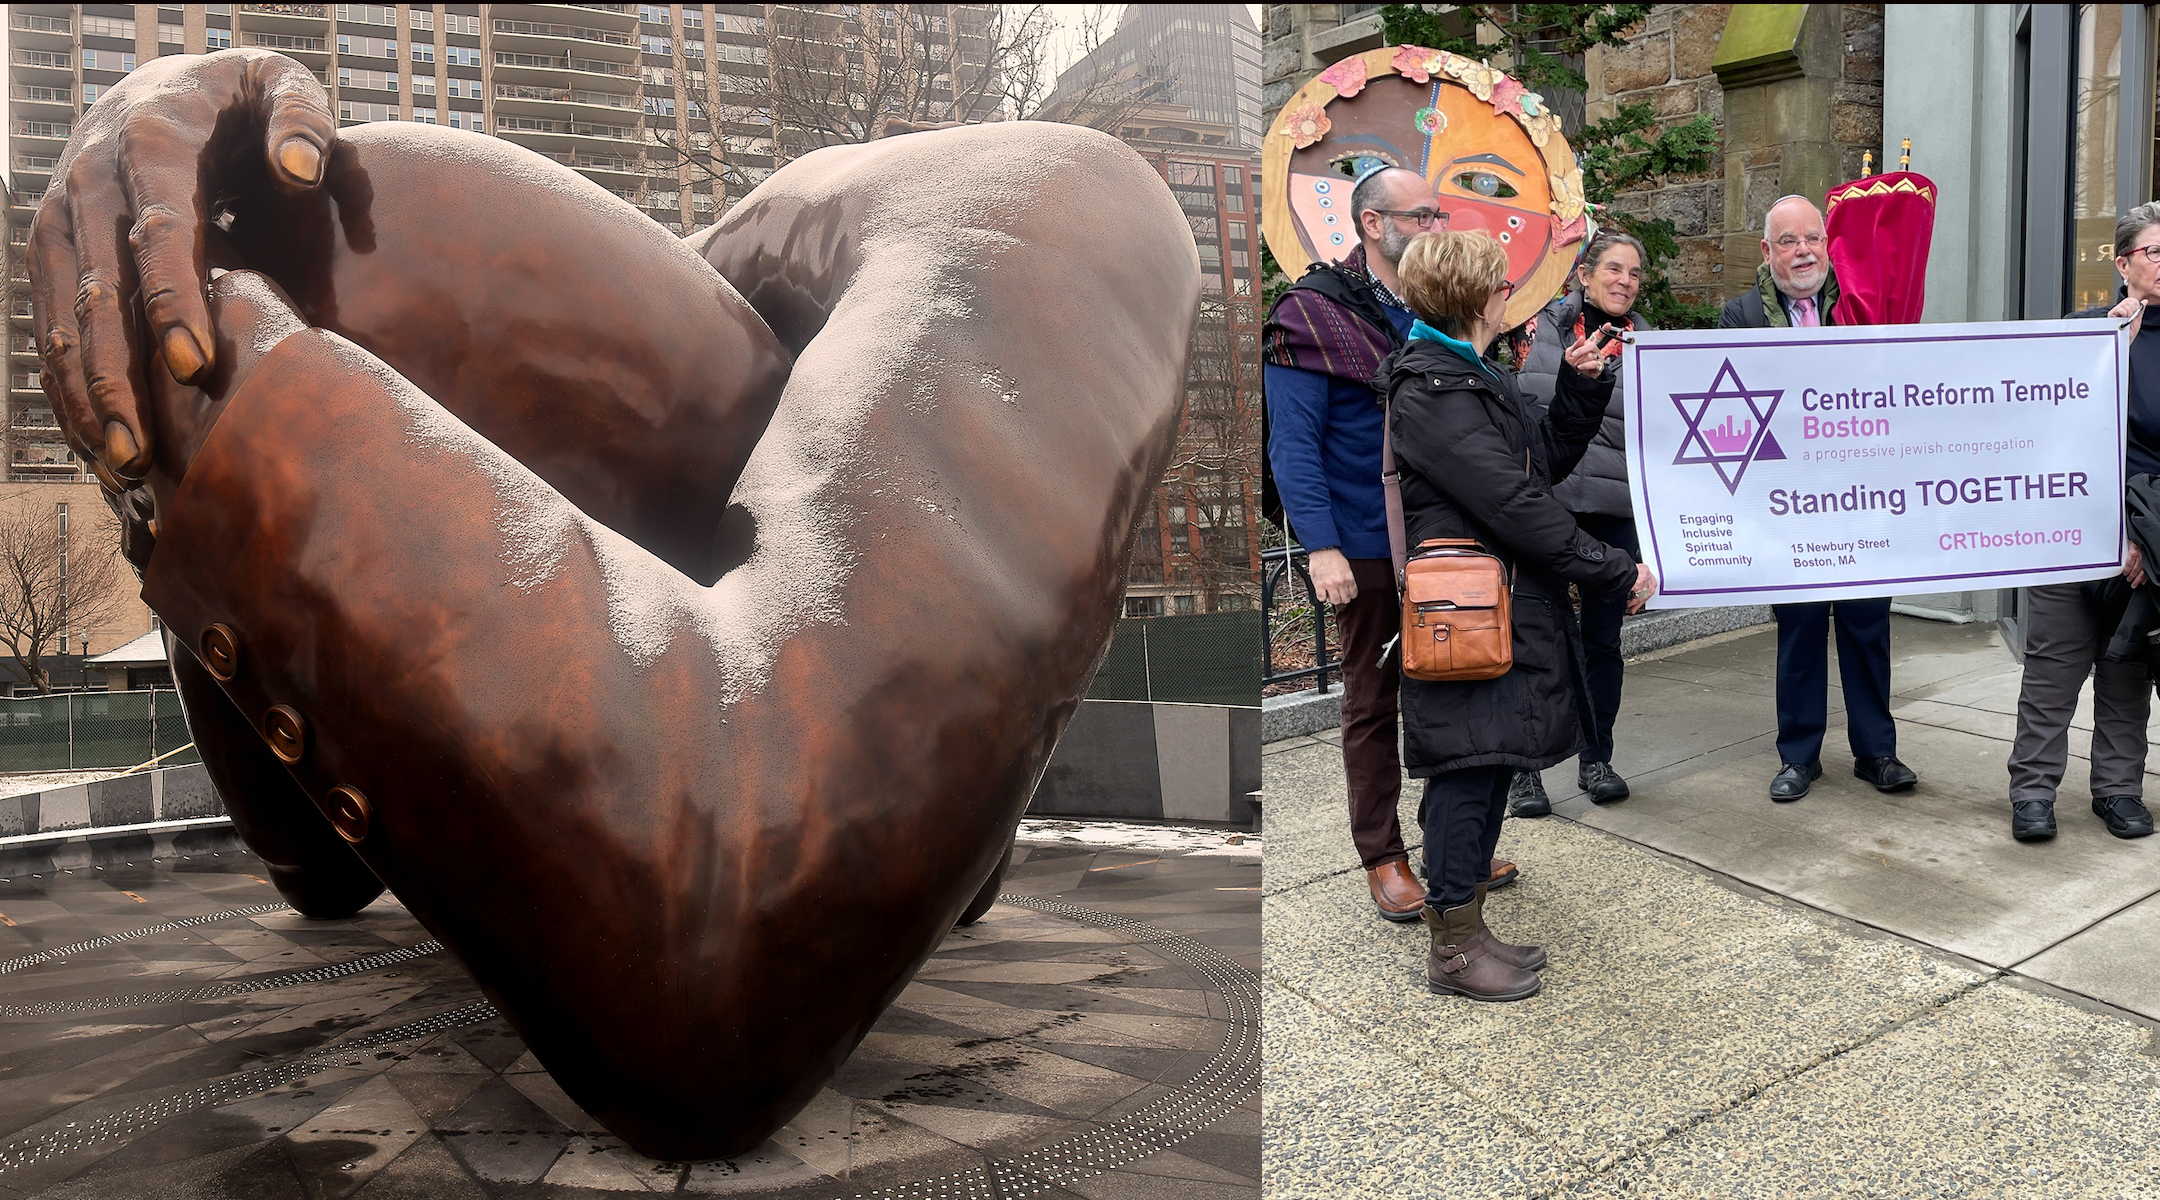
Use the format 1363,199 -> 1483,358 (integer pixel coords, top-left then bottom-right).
1517,291 -> 1652,518
1383,337 -> 1638,776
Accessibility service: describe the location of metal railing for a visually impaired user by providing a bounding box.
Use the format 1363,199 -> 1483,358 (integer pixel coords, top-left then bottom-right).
11,51 -> 72,70
1263,543 -> 1341,694
241,31 -> 327,51
9,14 -> 71,34
493,18 -> 632,46
0,689 -> 201,772
495,83 -> 639,108
494,51 -> 636,77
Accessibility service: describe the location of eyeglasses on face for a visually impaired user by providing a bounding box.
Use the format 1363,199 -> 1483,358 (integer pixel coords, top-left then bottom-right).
1494,280 -> 1515,299
1373,207 -> 1447,229
2127,244 -> 2160,264
1773,233 -> 1827,251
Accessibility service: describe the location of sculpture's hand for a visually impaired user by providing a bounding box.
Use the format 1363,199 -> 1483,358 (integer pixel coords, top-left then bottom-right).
28,49 -> 333,481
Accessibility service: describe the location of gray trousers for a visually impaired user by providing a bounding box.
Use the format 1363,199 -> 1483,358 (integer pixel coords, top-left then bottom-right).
2008,582 -> 2152,803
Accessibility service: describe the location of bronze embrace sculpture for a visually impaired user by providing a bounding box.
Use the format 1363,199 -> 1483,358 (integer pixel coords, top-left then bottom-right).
28,50 -> 1200,1160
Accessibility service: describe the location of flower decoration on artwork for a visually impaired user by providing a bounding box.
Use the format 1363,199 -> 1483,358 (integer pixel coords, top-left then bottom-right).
1281,101 -> 1331,148
1414,107 -> 1446,136
1392,44 -> 1440,83
1550,168 -> 1586,223
1486,75 -> 1528,116
1317,54 -> 1368,98
1443,55 -> 1503,101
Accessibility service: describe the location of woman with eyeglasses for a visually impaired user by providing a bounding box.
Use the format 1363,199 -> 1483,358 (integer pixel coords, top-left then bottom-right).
1504,230 -> 1654,818
1381,230 -> 1656,1002
2004,202 -> 2160,845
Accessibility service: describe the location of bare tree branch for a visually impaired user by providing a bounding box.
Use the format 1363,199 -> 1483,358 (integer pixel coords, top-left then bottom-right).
0,493 -> 127,694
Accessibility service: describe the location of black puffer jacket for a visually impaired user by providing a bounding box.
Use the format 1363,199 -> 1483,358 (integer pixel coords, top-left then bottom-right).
1383,336 -> 1637,776
1516,291 -> 1650,517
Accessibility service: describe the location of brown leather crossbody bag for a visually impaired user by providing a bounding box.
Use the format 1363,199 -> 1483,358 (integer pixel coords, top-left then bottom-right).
1381,398 -> 1517,682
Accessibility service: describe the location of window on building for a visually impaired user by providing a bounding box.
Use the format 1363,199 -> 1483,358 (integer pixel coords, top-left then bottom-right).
412,108 -> 437,124
1224,166 -> 1242,186
81,15 -> 136,38
82,83 -> 106,108
444,14 -> 480,36
1173,594 -> 1197,614
644,96 -> 676,116
448,111 -> 473,130
158,22 -> 184,44
685,97 -> 705,119
409,9 -> 433,30
2071,4 -> 2125,312
336,35 -> 397,58
1124,595 -> 1164,618
339,67 -> 399,91
338,101 -> 396,123
337,5 -> 396,25
641,35 -> 672,55
447,46 -> 481,66
81,49 -> 136,73
638,4 -> 669,23
683,39 -> 705,58
410,75 -> 436,95
206,28 -> 232,49
714,43 -> 765,63
715,13 -> 765,35
411,44 -> 435,63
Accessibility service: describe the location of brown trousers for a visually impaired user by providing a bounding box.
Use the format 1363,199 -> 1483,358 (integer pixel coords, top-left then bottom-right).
1336,557 -> 1405,869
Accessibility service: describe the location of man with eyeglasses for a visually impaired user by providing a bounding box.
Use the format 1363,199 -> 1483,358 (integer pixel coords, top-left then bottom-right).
1265,165 -> 1519,923
1720,194 -> 1919,803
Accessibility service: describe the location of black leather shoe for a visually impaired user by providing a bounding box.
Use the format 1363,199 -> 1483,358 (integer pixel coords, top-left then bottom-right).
1854,755 -> 1918,792
1506,770 -> 1550,818
1769,761 -> 1821,802
2011,800 -> 2057,842
2093,794 -> 2155,839
1578,761 -> 1630,805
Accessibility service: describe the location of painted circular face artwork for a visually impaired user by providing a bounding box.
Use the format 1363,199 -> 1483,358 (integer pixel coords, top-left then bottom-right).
1262,46 -> 1589,328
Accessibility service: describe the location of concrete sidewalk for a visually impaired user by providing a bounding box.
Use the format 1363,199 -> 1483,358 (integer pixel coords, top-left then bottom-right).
1263,615 -> 2160,1198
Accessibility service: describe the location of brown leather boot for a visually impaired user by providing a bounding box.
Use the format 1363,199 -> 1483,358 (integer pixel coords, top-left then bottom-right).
1484,857 -> 1519,889
1366,860 -> 1424,923
1422,885 -> 1542,1001
1458,880 -> 1545,970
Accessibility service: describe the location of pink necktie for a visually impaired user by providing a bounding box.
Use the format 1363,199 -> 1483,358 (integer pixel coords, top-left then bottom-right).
1793,296 -> 1819,327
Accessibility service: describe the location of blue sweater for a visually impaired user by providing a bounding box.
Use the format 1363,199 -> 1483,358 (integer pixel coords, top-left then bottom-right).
1264,302 -> 1417,559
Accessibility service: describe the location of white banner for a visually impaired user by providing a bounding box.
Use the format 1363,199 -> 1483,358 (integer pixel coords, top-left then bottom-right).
1621,319 -> 2130,607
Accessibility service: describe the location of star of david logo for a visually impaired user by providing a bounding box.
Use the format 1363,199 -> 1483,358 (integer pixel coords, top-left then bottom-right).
1671,358 -> 1786,494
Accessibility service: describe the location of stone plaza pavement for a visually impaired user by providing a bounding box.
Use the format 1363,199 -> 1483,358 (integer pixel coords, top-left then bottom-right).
0,822 -> 1257,1198
1264,615 -> 2160,1199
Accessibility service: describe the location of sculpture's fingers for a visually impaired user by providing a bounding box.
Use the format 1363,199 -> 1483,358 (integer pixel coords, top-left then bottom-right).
246,51 -> 336,192
27,199 -> 103,469
67,158 -> 152,478
119,121 -> 215,387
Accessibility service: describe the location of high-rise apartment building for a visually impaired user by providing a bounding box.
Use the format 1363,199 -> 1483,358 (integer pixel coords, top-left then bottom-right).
1043,4 -> 1262,150
5,2 -> 1002,482
1020,3 -> 1263,619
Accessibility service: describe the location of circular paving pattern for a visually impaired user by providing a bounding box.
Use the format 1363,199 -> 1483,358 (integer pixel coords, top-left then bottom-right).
0,837 -> 1258,1197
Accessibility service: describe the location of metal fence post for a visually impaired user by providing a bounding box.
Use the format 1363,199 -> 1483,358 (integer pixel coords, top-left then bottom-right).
1140,622 -> 1154,702
66,691 -> 74,769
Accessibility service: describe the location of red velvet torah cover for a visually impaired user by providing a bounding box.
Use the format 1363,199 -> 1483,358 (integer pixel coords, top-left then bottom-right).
1824,170 -> 1937,326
